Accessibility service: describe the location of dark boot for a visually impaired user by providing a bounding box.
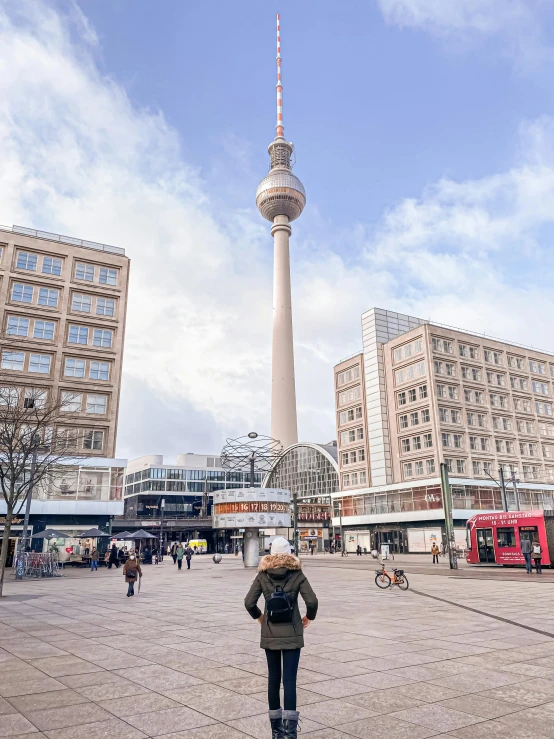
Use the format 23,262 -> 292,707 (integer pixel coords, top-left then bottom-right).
269,708 -> 284,738
283,710 -> 300,738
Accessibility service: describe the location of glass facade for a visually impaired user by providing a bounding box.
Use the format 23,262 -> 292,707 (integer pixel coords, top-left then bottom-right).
334,482 -> 554,518
124,467 -> 262,499
34,465 -> 124,502
265,444 -> 339,499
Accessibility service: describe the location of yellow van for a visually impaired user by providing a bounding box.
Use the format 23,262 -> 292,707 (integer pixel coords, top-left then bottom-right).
188,539 -> 207,554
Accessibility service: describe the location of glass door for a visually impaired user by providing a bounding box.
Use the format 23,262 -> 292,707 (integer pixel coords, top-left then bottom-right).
476,528 -> 495,563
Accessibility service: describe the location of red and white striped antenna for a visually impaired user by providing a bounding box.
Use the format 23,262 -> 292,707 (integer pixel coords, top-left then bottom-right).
276,13 -> 284,139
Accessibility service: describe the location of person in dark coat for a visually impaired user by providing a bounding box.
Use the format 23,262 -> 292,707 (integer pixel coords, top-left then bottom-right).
123,551 -> 142,596
244,536 -> 318,739
108,543 -> 119,569
171,542 -> 178,564
185,546 -> 193,570
117,547 -> 126,566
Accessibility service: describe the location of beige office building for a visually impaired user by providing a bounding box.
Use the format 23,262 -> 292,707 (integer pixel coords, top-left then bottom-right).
0,225 -> 129,457
333,308 -> 554,553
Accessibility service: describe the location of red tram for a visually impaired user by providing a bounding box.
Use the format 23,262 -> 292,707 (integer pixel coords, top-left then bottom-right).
466,510 -> 554,567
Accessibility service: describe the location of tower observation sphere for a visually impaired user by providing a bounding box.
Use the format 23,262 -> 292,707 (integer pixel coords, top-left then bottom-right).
256,14 -> 304,451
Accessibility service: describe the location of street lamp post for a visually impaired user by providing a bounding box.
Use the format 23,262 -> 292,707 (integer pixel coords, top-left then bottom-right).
292,489 -> 299,556
158,497 -> 165,561
339,500 -> 345,556
439,462 -> 458,570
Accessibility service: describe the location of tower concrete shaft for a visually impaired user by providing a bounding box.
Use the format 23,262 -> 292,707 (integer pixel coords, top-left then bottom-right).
255,14 -> 305,449
271,215 -> 297,448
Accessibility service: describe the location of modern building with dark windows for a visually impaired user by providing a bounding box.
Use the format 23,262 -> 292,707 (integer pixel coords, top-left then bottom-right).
119,453 -> 262,549
263,442 -> 338,551
333,307 -> 554,554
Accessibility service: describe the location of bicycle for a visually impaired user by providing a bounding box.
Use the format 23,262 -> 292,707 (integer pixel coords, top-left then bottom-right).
374,562 -> 409,590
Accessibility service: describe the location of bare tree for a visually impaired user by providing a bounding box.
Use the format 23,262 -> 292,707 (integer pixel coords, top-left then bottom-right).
0,383 -> 92,596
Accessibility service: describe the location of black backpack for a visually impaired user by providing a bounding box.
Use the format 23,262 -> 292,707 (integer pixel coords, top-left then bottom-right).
266,573 -> 294,624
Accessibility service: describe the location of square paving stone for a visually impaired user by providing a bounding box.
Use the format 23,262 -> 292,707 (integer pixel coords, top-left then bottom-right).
389,703 -> 485,732
28,655 -> 104,677
57,671 -> 115,689
480,683 -> 554,707
7,689 -> 88,713
0,677 -> 66,698
113,665 -> 203,690
0,712 -> 37,737
154,727 -> 250,739
226,712 -> 325,738
73,679 -> 152,702
24,702 -> 114,731
169,685 -> 267,721
213,675 -> 268,694
125,706 -> 218,736
99,692 -> 183,717
428,670 -> 525,693
0,696 -> 17,715
438,694 -> 521,719
344,690 -> 426,713
340,715 -> 441,738
300,698 -> 378,726
350,672 -> 416,690
450,720 -> 551,739
300,678 -> 377,699
43,717 -> 148,739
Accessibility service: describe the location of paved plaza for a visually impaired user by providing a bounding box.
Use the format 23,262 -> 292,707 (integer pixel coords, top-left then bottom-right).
2,556 -> 554,738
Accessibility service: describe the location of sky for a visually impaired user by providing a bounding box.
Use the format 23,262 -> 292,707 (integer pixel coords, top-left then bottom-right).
3,0 -> 554,461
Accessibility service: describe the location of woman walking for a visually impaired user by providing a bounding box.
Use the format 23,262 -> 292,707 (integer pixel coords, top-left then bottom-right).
171,542 -> 178,564
123,551 -> 142,596
244,536 -> 318,739
90,547 -> 99,572
108,543 -> 119,569
532,538 -> 543,574
185,546 -> 193,570
176,542 -> 185,570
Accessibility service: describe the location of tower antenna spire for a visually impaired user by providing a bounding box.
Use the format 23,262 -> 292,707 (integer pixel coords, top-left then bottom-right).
276,13 -> 284,139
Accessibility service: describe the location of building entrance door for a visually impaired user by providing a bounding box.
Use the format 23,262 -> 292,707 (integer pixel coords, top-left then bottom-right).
477,528 -> 495,563
373,529 -> 406,554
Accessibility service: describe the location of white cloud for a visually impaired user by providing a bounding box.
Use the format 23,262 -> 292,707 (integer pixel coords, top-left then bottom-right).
378,0 -> 552,69
2,1 -> 554,462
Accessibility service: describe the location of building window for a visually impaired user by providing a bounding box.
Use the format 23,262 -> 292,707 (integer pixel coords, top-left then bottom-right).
487,372 -> 506,387
96,298 -> 115,317
399,415 -> 408,430
408,388 -> 417,403
7,316 -> 29,337
421,408 -> 430,423
423,433 -> 432,448
510,376 -> 528,391
12,283 -> 33,303
403,462 -> 413,478
56,428 -> 79,450
341,452 -> 349,465
398,391 -> 406,406
86,393 -> 107,414
442,433 -> 451,447
536,401 -> 553,417
410,412 -> 419,426
532,381 -> 549,395
359,470 -> 367,485
456,459 -> 466,474
61,391 -> 83,412
24,388 -> 47,409
393,338 -> 423,363
414,461 -> 424,475
490,394 -> 509,409
529,360 -> 546,375
64,358 -> 85,378
401,438 -> 411,453
1,351 -> 24,371
68,325 -> 89,345
99,267 -> 118,286
508,356 -> 525,370
484,350 -> 503,365
413,435 -> 422,451
339,406 -> 362,425
462,366 -> 481,381
539,423 -> 554,438
514,397 -> 532,413
338,385 -> 361,406
358,448 -> 365,462
16,252 -> 37,271
89,361 -> 110,381
432,337 -> 453,354
395,360 -> 426,385
438,384 -> 459,400
29,354 -> 51,374
337,365 -> 360,386
419,384 -> 428,399
493,416 -> 512,431
38,288 -> 59,307
453,434 -> 463,448
42,256 -> 62,276
33,320 -> 55,340
93,329 -> 113,348
426,459 -> 435,473
75,262 -> 94,281
72,294 -> 92,313
83,430 -> 104,450
459,344 -> 478,360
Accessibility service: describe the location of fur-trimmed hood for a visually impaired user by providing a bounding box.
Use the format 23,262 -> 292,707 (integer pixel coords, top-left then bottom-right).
258,553 -> 302,572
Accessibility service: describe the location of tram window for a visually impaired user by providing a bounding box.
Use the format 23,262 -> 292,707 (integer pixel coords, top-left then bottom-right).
519,526 -> 539,544
497,527 -> 516,548
466,525 -> 471,551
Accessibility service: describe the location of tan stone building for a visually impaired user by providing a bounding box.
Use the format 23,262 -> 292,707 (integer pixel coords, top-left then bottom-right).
333,308 -> 554,553
0,225 -> 129,457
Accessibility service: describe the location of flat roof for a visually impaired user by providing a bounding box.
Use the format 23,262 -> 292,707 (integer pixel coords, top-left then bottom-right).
1,224 -> 125,256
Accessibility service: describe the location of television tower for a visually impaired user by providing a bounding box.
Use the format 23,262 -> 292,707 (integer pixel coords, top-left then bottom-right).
256,13 -> 306,449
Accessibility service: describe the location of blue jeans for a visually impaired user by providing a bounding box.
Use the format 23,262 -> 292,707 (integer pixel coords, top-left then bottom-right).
523,552 -> 532,573
127,582 -> 135,595
90,560 -> 98,571
265,648 -> 301,710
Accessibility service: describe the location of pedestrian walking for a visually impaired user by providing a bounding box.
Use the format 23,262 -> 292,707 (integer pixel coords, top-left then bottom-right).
244,536 -> 318,739
532,539 -> 543,574
123,551 -> 142,597
185,546 -> 193,570
90,547 -> 99,572
356,544 -> 362,556
521,536 -> 533,573
117,547 -> 126,567
431,542 -> 440,564
176,542 -> 185,570
108,543 -> 119,569
171,542 -> 178,564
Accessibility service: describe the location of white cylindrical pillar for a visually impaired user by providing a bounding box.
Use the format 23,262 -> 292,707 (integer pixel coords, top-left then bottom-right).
271,214 -> 298,449
243,528 -> 260,568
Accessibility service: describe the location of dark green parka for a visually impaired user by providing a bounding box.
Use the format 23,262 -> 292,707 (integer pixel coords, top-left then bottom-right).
244,553 -> 318,650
